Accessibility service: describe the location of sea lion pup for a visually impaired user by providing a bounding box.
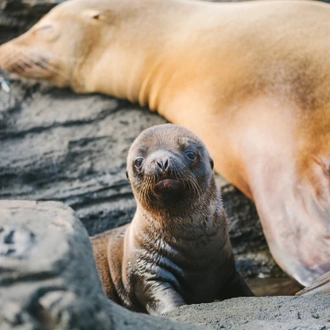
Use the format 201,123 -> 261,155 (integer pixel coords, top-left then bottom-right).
91,124 -> 253,315
1,0 -> 330,288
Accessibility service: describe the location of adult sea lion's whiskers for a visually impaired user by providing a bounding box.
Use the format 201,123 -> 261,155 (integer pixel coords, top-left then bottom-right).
32,57 -> 71,81
0,44 -> 25,70
0,43 -> 70,81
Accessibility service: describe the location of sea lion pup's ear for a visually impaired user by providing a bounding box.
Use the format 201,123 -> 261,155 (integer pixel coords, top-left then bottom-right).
126,170 -> 130,184
210,157 -> 214,170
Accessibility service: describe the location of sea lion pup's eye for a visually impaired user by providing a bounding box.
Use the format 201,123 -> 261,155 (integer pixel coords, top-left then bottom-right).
185,150 -> 196,161
134,157 -> 144,168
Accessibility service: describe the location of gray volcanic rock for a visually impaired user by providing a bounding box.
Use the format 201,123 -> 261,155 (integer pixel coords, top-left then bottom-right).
165,294 -> 330,329
0,200 -> 208,330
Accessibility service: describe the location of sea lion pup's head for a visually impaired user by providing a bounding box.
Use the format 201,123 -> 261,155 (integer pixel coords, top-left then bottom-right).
126,124 -> 215,216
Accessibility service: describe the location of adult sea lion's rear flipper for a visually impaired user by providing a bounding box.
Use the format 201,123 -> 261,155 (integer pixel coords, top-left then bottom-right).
296,271 -> 330,296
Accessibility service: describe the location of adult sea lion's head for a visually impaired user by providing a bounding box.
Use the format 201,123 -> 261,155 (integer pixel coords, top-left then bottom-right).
0,0 -> 146,94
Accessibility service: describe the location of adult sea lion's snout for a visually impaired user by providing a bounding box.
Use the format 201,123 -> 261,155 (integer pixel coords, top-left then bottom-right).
0,11 -> 66,83
0,40 -> 55,80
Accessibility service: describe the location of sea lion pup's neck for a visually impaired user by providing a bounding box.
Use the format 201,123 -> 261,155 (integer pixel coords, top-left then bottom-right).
135,175 -> 223,241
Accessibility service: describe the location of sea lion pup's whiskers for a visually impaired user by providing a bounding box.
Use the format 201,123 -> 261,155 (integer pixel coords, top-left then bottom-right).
91,124 -> 253,315
172,162 -> 202,198
139,175 -> 156,205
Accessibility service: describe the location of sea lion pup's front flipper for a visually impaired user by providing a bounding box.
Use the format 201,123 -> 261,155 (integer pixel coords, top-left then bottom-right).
90,231 -> 115,299
90,226 -> 128,304
137,281 -> 186,315
296,271 -> 330,296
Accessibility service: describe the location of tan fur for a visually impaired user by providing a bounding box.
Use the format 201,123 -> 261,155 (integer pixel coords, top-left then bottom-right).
1,0 -> 330,287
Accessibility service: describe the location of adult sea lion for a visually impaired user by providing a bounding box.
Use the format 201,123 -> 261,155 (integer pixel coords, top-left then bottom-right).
90,124 -> 253,314
0,0 -> 330,288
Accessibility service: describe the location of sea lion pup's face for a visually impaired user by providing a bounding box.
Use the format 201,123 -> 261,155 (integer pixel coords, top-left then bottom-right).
126,124 -> 214,214
0,0 -> 123,90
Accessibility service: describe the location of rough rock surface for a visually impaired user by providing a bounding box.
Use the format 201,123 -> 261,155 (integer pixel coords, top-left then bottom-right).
0,200 -> 207,330
165,295 -> 330,329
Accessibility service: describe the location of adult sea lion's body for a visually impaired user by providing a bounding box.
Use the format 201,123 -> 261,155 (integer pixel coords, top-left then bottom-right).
1,0 -> 330,288
90,124 -> 252,314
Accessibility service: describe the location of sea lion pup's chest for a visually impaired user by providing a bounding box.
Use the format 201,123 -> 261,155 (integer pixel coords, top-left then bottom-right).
123,209 -> 234,305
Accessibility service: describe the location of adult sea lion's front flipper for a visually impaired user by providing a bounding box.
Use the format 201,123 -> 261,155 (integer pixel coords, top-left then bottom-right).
296,271 -> 330,295
236,100 -> 330,289
246,143 -> 330,288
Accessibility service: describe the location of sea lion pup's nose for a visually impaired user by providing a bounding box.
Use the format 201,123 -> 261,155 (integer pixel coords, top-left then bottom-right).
156,158 -> 169,172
